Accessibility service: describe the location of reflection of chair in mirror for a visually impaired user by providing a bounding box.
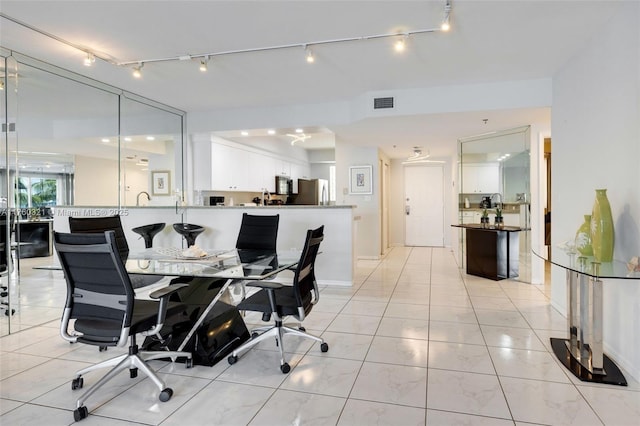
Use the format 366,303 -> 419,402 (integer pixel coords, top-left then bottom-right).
0,217 -> 15,316
54,230 -> 192,422
172,223 -> 205,247
227,226 -> 328,374
132,223 -> 166,248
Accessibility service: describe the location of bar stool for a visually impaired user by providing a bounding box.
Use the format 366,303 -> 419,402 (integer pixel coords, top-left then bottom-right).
172,223 -> 205,247
132,223 -> 166,248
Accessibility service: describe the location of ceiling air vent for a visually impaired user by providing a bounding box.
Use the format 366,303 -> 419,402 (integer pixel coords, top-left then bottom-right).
373,97 -> 394,109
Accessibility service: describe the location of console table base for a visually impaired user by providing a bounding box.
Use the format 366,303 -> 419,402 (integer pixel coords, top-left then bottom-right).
551,338 -> 627,386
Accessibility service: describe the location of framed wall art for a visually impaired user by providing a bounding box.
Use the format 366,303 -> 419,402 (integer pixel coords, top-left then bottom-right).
349,165 -> 372,195
151,170 -> 171,195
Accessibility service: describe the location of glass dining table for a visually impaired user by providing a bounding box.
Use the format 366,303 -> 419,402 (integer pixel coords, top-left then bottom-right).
126,247 -> 301,356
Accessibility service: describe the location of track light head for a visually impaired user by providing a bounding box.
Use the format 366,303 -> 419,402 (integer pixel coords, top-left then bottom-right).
199,56 -> 209,72
305,45 -> 315,63
83,52 -> 96,67
394,35 -> 408,52
132,63 -> 143,78
441,0 -> 452,31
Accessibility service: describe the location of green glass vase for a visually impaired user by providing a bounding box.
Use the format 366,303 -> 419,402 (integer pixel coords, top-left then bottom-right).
590,189 -> 614,262
575,214 -> 593,256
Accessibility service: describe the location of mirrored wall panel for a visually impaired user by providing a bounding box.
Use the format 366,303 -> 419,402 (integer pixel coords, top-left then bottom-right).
0,50 -> 185,335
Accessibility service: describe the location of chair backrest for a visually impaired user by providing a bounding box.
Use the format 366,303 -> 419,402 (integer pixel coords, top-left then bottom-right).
0,217 -> 8,273
69,215 -> 129,262
235,213 -> 279,251
54,231 -> 134,346
292,226 -> 324,318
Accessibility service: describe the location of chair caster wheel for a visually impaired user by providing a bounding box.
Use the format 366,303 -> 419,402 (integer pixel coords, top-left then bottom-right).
99,346 -> 107,352
251,332 -> 259,339
73,405 -> 88,421
298,326 -> 306,332
130,368 -> 138,378
227,355 -> 238,365
280,363 -> 291,374
320,342 -> 329,352
159,388 -> 173,402
185,358 -> 193,369
71,377 -> 84,390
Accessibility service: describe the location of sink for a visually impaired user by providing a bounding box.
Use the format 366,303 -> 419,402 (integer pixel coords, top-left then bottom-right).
131,223 -> 165,248
173,223 -> 205,247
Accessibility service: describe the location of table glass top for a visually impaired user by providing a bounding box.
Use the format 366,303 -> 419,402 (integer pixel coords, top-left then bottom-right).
126,248 -> 300,279
533,247 -> 640,280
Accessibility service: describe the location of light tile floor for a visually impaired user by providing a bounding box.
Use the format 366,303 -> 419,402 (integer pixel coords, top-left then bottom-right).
2,247 -> 640,425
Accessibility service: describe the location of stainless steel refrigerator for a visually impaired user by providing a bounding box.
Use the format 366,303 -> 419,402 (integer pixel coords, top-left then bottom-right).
294,179 -> 329,205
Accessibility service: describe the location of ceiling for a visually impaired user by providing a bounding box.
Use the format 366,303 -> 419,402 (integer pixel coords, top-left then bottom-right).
0,1 -> 622,159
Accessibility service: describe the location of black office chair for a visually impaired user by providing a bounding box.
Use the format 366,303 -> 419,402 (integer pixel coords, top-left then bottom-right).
227,226 -> 328,373
69,216 -> 129,262
55,231 -> 192,422
232,213 -> 280,302
236,213 -> 279,250
69,215 -> 163,289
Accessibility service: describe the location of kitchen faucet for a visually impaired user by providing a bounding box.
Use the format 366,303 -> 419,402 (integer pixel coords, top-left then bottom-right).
136,191 -> 151,206
490,193 -> 503,209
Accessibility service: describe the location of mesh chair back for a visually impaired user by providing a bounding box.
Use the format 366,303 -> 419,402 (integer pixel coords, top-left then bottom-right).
292,226 -> 324,316
55,231 -> 134,345
69,215 -> 129,262
235,213 -> 279,251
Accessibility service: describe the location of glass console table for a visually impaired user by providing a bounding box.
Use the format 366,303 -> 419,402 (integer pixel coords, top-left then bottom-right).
535,248 -> 640,386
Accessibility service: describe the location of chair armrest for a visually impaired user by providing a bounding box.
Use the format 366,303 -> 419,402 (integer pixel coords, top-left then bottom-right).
246,281 -> 285,290
149,283 -> 189,300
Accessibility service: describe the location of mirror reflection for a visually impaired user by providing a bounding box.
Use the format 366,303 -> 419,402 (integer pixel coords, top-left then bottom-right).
458,126 -> 531,282
0,52 -> 185,335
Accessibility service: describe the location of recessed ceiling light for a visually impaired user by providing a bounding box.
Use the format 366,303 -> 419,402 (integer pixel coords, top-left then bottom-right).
124,137 -> 132,142
101,138 -> 110,143
267,129 -> 276,135
241,131 -> 249,136
146,136 -> 155,141
295,128 -> 303,133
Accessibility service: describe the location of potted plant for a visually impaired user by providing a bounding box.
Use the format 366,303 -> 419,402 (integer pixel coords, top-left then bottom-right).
495,207 -> 504,229
481,209 -> 490,228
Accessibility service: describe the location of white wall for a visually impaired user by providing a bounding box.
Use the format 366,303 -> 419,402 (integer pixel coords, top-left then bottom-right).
551,2 -> 640,380
74,155 -> 118,205
335,139 -> 380,259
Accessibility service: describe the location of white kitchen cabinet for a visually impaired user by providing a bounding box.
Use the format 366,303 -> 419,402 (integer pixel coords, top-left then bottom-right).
503,213 -> 520,227
462,163 -> 500,194
193,142 -> 212,190
200,141 -> 310,193
211,143 -> 249,191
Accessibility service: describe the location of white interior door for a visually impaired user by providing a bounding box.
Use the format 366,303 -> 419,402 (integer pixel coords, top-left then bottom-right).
404,165 -> 444,246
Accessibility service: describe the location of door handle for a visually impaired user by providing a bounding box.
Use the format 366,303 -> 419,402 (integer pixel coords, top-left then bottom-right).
405,205 -> 410,215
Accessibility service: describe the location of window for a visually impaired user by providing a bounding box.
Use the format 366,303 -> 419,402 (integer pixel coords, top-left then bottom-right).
17,177 -> 57,208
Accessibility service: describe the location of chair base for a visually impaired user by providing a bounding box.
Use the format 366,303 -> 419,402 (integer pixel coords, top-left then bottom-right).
72,347 -> 191,420
228,323 -> 327,373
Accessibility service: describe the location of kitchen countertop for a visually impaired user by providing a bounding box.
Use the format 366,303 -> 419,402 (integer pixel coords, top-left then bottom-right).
452,224 -> 525,232
55,205 -> 354,210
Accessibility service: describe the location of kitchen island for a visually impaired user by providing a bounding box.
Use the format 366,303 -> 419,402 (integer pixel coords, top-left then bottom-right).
53,205 -> 355,286
452,224 -> 524,280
